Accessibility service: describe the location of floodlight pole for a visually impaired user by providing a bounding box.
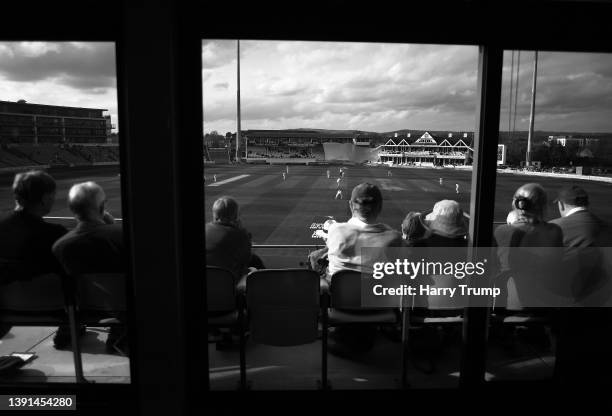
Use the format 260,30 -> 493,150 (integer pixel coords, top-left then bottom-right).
526,50 -> 538,166
236,39 -> 241,163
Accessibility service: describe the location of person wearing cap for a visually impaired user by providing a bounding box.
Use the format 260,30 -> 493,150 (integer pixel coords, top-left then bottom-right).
326,183 -> 403,277
549,185 -> 605,248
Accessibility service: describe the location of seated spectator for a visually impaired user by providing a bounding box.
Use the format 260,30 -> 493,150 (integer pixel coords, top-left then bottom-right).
52,182 -> 127,353
420,200 -> 468,247
0,170 -> 67,340
549,185 -> 612,384
401,211 -> 427,246
206,196 -> 264,291
413,200 -> 468,315
550,185 -> 606,248
326,183 -> 403,277
494,183 -> 563,310
325,183 -> 403,354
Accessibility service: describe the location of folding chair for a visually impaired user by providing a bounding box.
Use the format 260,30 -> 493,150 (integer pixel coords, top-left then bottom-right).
0,267 -> 85,383
325,270 -> 406,389
245,269 -> 323,389
206,266 -> 246,390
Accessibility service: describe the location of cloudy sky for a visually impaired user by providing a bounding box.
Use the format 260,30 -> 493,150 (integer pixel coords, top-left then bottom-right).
0,42 -> 117,130
2,41 -> 611,136
203,40 -> 612,134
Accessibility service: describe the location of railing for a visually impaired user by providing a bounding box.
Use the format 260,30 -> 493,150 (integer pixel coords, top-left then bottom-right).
44,217 -> 506,234
45,217 -> 505,228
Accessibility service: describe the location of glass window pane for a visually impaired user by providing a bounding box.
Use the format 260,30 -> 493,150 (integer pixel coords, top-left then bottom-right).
486,50 -> 612,383
0,41 -> 129,384
204,40 -> 480,390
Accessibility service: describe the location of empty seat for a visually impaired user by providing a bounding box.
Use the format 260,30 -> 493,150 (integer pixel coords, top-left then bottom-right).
246,268 -> 324,388
325,270 -> 406,388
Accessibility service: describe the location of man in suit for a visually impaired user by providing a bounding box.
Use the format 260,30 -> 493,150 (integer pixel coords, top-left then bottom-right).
0,170 -> 67,340
549,185 -> 612,385
52,181 -> 127,354
550,185 -> 604,248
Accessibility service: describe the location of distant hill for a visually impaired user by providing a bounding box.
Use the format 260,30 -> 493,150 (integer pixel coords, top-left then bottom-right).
241,127 -> 612,141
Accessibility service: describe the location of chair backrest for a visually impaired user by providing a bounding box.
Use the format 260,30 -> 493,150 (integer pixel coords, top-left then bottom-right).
206,266 -> 236,312
246,269 -> 320,346
0,273 -> 66,312
329,270 -> 363,310
75,273 -> 127,313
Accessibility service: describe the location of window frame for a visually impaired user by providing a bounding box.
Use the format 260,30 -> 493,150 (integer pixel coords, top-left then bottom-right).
1,0 -> 612,413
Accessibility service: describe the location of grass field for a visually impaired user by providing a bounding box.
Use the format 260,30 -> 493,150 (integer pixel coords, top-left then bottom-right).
203,164 -> 612,267
2,164 -> 611,268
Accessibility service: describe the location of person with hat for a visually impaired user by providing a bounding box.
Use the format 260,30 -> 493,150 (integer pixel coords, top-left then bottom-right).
419,200 -> 469,247
550,185 -> 605,248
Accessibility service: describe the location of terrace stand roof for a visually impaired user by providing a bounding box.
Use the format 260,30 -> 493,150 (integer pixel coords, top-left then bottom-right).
0,100 -> 108,112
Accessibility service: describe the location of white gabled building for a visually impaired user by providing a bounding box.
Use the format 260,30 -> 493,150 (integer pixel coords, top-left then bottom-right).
379,131 -> 473,166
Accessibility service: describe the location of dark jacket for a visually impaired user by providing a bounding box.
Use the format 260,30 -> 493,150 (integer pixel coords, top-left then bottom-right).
494,221 -> 564,272
549,209 -> 605,248
494,221 -> 564,309
0,210 -> 67,283
52,222 -> 125,276
205,221 -> 252,278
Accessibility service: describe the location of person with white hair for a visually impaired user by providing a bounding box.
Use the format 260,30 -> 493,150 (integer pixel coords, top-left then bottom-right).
52,181 -> 127,354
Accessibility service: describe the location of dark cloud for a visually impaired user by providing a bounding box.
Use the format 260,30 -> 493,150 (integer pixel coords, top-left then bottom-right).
203,43 -> 612,132
0,42 -> 116,91
202,40 -> 237,69
499,51 -> 612,130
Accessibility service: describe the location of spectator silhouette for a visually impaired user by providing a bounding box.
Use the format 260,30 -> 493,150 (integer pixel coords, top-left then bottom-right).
0,170 -> 67,339
52,182 -> 126,353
